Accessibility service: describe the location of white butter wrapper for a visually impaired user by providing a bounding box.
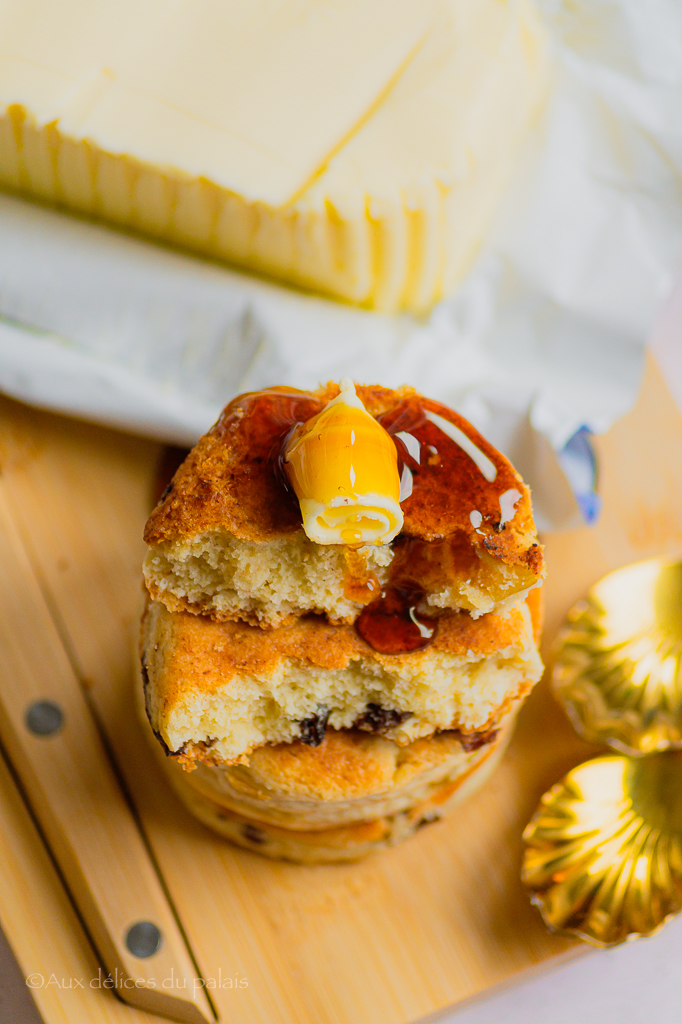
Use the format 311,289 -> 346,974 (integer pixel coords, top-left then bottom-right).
0,0 -> 681,532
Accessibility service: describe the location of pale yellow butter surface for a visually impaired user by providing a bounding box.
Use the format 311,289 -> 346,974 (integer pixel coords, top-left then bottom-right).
0,0 -> 549,311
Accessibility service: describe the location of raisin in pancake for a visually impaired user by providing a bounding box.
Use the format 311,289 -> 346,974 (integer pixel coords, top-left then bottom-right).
143,384 -> 544,628
141,594 -> 542,765
146,718 -> 513,864
157,706 -> 520,831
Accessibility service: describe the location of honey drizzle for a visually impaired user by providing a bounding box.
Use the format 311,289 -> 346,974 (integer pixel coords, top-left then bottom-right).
378,393 -> 517,537
343,549 -> 381,606
216,387 -> 324,533
356,580 -> 436,654
356,393 -> 515,655
153,386 -> 520,657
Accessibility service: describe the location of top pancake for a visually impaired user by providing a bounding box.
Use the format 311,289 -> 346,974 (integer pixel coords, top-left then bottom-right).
144,383 -> 542,574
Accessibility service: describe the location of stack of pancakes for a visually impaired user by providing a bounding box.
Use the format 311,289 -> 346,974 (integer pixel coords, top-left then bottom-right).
140,383 -> 544,863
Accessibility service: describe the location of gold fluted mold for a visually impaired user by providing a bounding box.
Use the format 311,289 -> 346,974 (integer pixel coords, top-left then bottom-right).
552,558 -> 682,755
522,753 -> 682,947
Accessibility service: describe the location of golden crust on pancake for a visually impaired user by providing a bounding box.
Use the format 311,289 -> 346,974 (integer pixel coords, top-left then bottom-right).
141,596 -> 543,764
143,383 -> 543,628
143,527 -> 540,628
240,728 -> 486,800
150,722 -> 511,863
147,591 -> 530,674
162,705 -> 518,832
145,383 -> 538,556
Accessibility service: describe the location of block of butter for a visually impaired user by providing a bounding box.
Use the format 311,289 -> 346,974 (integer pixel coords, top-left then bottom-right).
0,0 -> 548,313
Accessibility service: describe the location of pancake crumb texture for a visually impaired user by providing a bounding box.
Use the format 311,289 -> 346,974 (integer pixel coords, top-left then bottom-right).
150,725 -> 510,863
142,599 -> 542,764
144,527 -> 539,628
172,719 -> 514,829
144,531 -> 394,627
143,383 -> 544,628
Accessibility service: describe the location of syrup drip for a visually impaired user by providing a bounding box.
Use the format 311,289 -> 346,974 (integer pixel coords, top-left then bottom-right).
377,393 -> 517,536
356,532 -> 481,655
356,392 -> 515,655
343,548 -> 381,606
356,581 -> 437,654
216,386 -> 324,533
154,386 -> 518,657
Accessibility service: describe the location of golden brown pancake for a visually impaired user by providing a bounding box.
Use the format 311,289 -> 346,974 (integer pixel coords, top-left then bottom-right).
147,716 -> 514,863
136,655 -> 520,864
141,594 -> 543,765
163,712 -> 518,829
143,383 -> 544,628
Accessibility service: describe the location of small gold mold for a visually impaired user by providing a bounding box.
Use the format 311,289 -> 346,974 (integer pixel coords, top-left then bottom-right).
552,558 -> 682,755
522,753 -> 682,947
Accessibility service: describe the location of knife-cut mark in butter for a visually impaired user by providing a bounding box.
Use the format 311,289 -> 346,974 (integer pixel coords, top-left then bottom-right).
0,0 -> 433,207
284,378 -> 403,546
0,0 -> 549,311
425,410 -> 497,482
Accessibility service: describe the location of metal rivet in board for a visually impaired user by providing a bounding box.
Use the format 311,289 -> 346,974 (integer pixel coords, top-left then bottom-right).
25,700 -> 64,737
125,921 -> 163,959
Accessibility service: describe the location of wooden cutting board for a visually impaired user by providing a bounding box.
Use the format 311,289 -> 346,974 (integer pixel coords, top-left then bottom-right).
0,355 -> 681,1024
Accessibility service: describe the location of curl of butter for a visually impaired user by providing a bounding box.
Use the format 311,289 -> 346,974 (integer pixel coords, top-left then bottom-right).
284,378 -> 403,546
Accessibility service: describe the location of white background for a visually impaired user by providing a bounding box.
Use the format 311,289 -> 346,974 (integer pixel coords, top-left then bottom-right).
442,914 -> 682,1024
